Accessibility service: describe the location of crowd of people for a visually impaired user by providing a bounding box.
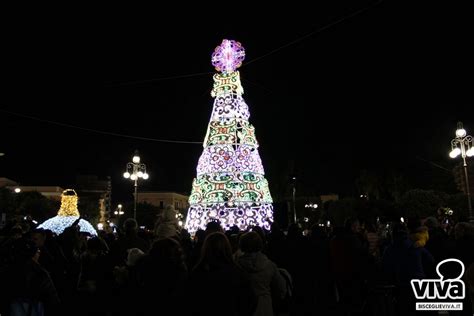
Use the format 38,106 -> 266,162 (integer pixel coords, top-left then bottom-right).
0,209 -> 474,316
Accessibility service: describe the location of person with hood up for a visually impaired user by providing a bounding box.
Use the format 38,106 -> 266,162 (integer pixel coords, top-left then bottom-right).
236,231 -> 287,316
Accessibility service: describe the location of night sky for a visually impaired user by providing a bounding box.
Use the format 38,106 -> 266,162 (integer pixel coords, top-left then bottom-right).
1,1 -> 472,204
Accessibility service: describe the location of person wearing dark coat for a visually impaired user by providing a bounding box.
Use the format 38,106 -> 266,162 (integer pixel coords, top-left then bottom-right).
329,218 -> 369,313
424,217 -> 451,262
136,238 -> 188,316
236,231 -> 287,316
186,232 -> 257,316
109,218 -> 149,266
1,238 -> 60,316
382,223 -> 435,316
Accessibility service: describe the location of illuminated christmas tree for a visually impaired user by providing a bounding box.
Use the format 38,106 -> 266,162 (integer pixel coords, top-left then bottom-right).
185,39 -> 273,233
38,189 -> 97,236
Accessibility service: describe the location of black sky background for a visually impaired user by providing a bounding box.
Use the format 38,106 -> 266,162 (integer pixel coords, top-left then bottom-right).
1,1 -> 472,204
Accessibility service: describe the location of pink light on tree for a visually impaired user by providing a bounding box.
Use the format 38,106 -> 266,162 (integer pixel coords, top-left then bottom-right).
211,39 -> 246,73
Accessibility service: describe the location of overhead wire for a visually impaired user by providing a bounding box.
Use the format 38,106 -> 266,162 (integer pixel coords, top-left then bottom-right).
105,0 -> 383,87
0,109 -> 203,144
3,1 -> 383,144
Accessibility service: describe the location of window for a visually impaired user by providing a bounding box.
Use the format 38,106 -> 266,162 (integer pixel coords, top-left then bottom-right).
175,201 -> 179,209
159,201 -> 164,209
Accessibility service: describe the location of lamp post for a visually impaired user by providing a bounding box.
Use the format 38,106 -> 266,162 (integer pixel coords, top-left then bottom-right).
113,204 -> 124,229
449,122 -> 474,221
290,175 -> 297,224
305,203 -> 318,224
123,151 -> 149,220
114,204 -> 124,216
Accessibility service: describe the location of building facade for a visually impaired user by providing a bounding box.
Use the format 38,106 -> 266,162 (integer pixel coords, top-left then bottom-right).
1,178 -> 64,201
137,191 -> 189,214
10,186 -> 64,201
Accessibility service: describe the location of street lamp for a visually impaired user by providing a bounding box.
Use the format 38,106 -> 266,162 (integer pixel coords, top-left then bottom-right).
114,204 -> 124,216
449,122 -> 474,221
305,203 -> 318,211
123,150 -> 149,220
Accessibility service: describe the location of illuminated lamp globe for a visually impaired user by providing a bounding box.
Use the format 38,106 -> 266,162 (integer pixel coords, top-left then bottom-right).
456,128 -> 467,138
449,148 -> 461,158
142,173 -> 149,180
130,174 -> 138,181
466,147 -> 474,157
133,155 -> 140,163
123,172 -> 130,178
137,171 -> 144,178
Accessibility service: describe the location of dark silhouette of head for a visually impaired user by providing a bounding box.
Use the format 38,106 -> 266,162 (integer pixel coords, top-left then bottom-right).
250,226 -> 266,244
424,217 -> 439,230
31,228 -> 47,248
123,218 -> 138,235
239,231 -> 263,253
228,225 -> 240,235
407,217 -> 422,234
287,223 -> 302,240
150,237 -> 185,267
87,237 -> 109,254
344,217 -> 360,234
196,232 -> 233,269
454,222 -> 474,240
195,229 -> 206,243
13,238 -> 40,263
180,228 -> 191,241
365,221 -> 377,233
391,222 -> 408,243
10,225 -> 23,239
205,220 -> 223,235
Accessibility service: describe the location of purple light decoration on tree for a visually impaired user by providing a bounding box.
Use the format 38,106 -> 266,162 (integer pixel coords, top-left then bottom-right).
211,39 -> 246,73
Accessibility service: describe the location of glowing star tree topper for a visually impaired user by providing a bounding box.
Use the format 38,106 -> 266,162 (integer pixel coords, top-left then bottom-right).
185,39 -> 274,234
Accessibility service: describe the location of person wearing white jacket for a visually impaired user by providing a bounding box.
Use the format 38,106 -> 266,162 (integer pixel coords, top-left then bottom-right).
154,205 -> 179,240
